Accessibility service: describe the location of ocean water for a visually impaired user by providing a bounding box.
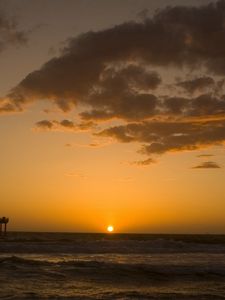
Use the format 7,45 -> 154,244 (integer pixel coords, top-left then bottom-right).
0,233 -> 225,299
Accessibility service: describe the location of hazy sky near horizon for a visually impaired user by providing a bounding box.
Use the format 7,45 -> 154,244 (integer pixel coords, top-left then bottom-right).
0,0 -> 225,233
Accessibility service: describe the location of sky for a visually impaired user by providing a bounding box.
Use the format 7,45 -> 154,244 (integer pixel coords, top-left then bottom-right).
0,0 -> 225,233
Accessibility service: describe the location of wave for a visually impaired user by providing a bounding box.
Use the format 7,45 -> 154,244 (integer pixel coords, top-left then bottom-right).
2,292 -> 224,300
1,255 -> 225,300
1,255 -> 225,279
0,255 -> 50,266
1,237 -> 225,255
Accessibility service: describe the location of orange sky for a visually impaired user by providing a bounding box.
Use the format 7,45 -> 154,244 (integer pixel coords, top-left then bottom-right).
0,0 -> 225,233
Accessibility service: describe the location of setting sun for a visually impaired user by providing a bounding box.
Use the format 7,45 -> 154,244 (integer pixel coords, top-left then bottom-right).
107,225 -> 114,232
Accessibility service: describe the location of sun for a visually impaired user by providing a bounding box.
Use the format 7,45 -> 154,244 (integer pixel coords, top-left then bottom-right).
107,225 -> 114,232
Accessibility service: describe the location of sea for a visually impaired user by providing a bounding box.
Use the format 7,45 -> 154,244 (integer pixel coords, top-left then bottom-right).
0,232 -> 225,299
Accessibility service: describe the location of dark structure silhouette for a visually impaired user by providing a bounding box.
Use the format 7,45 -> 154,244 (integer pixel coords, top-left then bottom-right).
0,217 -> 9,235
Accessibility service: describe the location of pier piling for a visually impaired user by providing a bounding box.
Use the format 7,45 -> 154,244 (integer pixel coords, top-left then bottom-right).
0,217 -> 9,235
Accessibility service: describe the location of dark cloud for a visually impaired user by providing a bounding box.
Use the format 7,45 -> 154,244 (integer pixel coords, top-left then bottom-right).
35,120 -> 53,130
131,158 -> 156,166
110,65 -> 161,90
163,97 -> 189,115
3,0 -> 225,112
1,1 -> 225,162
81,93 -> 159,121
137,9 -> 149,21
189,94 -> 225,116
98,119 -> 225,154
34,119 -> 94,132
163,93 -> 225,118
97,125 -> 135,143
60,119 -> 74,128
177,77 -> 215,94
192,161 -> 221,169
0,101 -> 23,114
0,8 -> 27,53
79,65 -> 161,121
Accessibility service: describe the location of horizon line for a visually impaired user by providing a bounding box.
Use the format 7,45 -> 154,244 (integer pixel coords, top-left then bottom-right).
5,230 -> 225,235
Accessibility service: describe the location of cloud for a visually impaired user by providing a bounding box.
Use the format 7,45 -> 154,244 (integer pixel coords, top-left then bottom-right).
35,120 -> 54,130
34,119 -> 95,132
163,93 -> 225,117
137,9 -> 149,21
1,1 -> 225,162
98,119 -> 225,154
0,8 -> 27,53
131,158 -> 156,166
192,161 -> 221,169
0,100 -> 23,114
188,94 -> 225,117
3,1 -> 225,112
177,77 -> 215,94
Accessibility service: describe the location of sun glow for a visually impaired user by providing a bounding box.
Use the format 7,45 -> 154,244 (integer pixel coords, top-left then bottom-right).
107,225 -> 114,232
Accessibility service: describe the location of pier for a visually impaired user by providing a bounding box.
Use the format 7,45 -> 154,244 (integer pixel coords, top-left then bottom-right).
0,217 -> 9,235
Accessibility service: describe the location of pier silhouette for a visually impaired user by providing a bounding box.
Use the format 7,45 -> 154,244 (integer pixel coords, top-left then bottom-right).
0,217 -> 9,235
